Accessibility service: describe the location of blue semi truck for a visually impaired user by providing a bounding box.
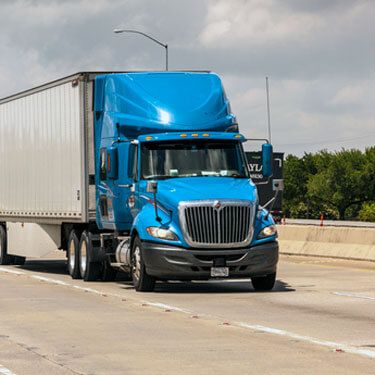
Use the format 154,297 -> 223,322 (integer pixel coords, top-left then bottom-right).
0,71 -> 278,292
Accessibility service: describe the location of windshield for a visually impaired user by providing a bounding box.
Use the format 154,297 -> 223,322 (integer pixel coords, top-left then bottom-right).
141,140 -> 249,180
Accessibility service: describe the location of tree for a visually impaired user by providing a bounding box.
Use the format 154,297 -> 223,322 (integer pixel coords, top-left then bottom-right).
283,153 -> 319,218
359,202 -> 375,222
307,149 -> 368,220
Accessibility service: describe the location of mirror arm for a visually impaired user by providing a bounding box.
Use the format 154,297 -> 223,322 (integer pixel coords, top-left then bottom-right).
265,190 -> 280,220
153,191 -> 162,223
254,175 -> 273,186
245,138 -> 269,144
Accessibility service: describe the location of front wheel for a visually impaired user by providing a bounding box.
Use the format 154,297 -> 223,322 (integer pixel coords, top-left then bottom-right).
251,273 -> 276,291
131,237 -> 155,292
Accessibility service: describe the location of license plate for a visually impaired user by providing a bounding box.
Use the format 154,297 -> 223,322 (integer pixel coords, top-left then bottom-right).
210,267 -> 229,277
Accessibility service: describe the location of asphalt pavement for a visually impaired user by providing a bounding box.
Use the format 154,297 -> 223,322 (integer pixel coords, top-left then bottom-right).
0,253 -> 374,374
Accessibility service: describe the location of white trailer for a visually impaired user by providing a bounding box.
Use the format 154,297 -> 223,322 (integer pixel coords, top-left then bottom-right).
0,73 -> 98,260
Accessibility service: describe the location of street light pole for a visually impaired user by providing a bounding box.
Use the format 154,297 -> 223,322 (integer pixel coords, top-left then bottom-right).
113,28 -> 169,71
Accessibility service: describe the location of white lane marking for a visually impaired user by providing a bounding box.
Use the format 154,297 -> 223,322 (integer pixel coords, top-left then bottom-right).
72,285 -> 106,295
31,275 -> 70,286
144,301 -> 192,314
236,323 -> 375,359
0,268 -> 25,275
3,270 -> 375,359
333,292 -> 375,301
0,364 -> 17,375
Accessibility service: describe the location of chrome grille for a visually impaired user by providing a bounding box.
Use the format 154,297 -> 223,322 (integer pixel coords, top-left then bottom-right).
179,200 -> 255,248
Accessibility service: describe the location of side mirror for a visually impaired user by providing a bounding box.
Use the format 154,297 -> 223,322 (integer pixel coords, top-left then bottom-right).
146,181 -> 158,193
107,147 -> 118,180
262,143 -> 273,178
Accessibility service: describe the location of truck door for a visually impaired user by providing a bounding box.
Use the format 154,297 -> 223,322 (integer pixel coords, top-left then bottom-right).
126,142 -> 139,219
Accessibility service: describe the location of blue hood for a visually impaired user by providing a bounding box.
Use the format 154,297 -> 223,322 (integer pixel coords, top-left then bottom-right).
154,177 -> 258,210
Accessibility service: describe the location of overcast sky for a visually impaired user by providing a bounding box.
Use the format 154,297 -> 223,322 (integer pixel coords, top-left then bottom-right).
1,0 -> 374,155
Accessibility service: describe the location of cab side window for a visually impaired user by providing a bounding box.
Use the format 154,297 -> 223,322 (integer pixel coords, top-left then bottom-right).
128,144 -> 138,181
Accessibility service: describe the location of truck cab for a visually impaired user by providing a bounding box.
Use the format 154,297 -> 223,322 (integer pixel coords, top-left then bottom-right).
93,72 -> 278,291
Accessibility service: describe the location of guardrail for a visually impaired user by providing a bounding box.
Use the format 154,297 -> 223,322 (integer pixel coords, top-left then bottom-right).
281,218 -> 375,229
277,224 -> 375,262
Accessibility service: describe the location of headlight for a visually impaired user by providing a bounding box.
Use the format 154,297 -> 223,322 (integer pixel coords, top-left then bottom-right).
146,227 -> 177,241
258,225 -> 277,238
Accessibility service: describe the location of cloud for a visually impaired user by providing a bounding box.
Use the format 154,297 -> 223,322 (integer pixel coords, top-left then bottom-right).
200,0 -> 320,46
0,0 -> 374,155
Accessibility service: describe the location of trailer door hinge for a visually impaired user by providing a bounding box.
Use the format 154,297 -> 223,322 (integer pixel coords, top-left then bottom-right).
77,190 -> 81,201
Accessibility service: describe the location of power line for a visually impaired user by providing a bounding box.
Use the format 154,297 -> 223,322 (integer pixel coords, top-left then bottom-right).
277,132 -> 375,147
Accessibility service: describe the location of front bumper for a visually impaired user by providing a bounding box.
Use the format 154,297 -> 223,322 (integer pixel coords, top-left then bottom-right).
141,241 -> 279,280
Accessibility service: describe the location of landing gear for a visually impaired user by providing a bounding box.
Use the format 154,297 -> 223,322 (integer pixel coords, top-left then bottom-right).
0,225 -> 11,265
0,225 -> 26,266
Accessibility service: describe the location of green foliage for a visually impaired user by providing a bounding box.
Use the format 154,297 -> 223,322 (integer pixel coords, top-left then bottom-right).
283,147 -> 375,221
358,202 -> 375,222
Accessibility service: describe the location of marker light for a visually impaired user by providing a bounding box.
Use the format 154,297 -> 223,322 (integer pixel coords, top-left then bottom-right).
191,133 -> 199,137
234,134 -> 242,138
202,133 -> 210,137
180,133 -> 188,137
146,136 -> 153,141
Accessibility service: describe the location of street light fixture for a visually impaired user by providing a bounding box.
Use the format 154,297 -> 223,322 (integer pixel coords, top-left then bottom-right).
113,28 -> 168,71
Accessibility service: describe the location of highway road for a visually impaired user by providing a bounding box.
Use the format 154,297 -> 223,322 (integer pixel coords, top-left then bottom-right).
0,253 -> 374,374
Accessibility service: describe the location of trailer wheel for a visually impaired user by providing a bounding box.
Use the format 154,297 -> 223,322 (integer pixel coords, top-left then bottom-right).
251,273 -> 276,291
67,230 -> 81,279
131,237 -> 155,292
79,231 -> 102,282
0,225 -> 12,265
101,260 -> 118,281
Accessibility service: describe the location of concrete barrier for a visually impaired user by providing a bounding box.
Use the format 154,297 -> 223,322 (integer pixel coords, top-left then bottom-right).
277,225 -> 375,262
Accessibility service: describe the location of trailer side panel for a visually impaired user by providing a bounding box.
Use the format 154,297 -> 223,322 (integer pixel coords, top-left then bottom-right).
0,80 -> 86,222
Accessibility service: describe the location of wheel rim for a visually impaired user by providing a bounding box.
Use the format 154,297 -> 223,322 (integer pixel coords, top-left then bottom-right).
132,246 -> 141,282
68,240 -> 75,271
80,241 -> 87,275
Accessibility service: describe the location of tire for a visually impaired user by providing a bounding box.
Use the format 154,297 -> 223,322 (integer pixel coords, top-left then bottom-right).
0,225 -> 12,265
79,231 -> 102,282
131,237 -> 155,292
13,256 -> 26,266
101,260 -> 118,281
251,273 -> 276,291
67,230 -> 81,279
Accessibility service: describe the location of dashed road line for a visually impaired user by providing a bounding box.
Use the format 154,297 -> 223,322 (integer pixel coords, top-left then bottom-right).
333,292 -> 375,301
0,364 -> 17,375
0,268 -> 25,275
31,275 -> 70,286
236,323 -> 375,359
